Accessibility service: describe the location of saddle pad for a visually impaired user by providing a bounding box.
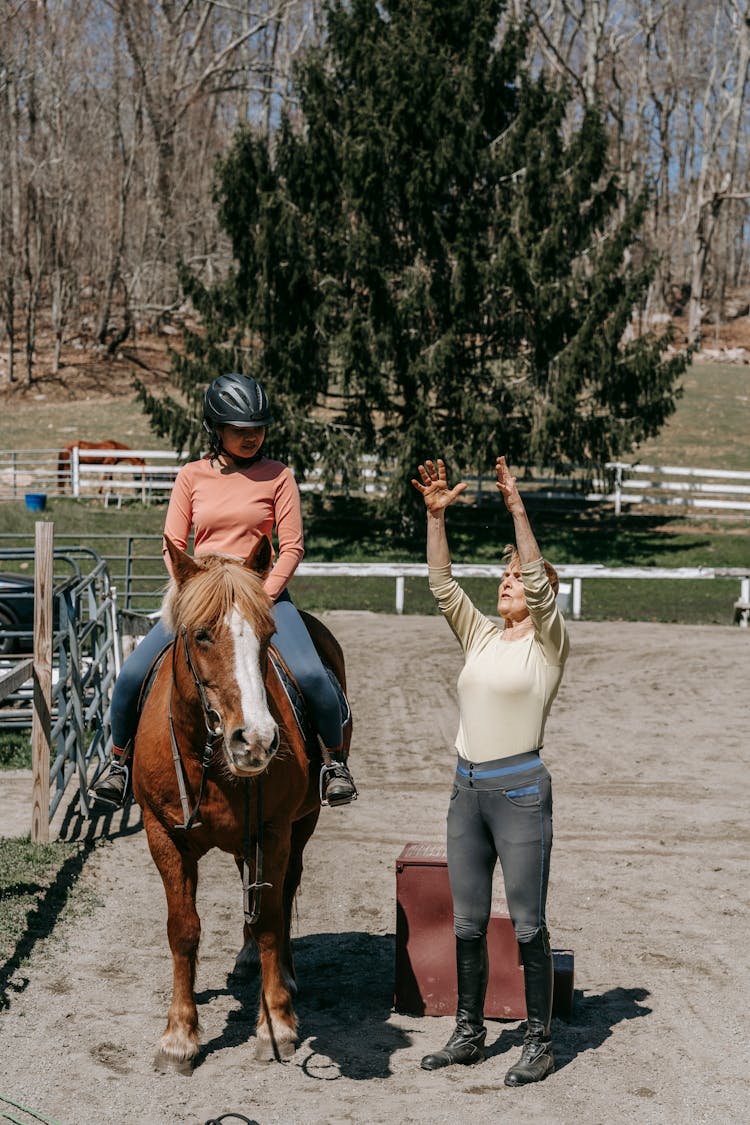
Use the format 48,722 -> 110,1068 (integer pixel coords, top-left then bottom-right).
268,648 -> 350,758
136,642 -> 172,716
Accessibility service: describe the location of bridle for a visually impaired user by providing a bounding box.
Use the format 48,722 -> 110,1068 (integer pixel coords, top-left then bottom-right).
169,625 -> 271,925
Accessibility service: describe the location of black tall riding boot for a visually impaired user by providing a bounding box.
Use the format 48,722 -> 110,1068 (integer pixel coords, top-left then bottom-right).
504,926 -> 555,1087
421,936 -> 488,1070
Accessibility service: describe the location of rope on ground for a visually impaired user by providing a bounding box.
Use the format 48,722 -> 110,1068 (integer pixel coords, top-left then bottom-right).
203,1116 -> 259,1125
0,1094 -> 66,1125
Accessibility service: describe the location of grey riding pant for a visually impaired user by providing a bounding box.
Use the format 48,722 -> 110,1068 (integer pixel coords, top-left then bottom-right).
446,750 -> 552,944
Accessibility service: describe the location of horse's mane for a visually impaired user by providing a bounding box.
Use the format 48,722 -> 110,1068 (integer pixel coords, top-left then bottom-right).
162,555 -> 275,637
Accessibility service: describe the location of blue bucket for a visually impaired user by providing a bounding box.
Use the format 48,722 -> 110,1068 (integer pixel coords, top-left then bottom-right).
24,493 -> 48,512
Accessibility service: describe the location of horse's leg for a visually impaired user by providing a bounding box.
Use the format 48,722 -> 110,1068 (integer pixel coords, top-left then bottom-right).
251,827 -> 300,1061
145,816 -> 202,1069
232,854 -> 260,980
233,802 -> 319,992
282,807 -> 321,986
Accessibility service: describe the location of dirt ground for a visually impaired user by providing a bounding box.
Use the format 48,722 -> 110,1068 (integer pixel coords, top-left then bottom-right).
1,613 -> 749,1125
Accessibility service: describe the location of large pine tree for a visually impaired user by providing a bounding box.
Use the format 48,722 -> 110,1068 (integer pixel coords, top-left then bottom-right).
139,0 -> 686,503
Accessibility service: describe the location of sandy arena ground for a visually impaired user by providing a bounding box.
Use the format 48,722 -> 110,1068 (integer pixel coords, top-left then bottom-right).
1,613 -> 749,1125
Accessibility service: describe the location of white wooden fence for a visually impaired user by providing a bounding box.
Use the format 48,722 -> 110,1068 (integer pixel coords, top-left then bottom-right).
3,447 -> 750,514
0,447 -> 183,503
296,562 -> 750,625
606,463 -> 750,515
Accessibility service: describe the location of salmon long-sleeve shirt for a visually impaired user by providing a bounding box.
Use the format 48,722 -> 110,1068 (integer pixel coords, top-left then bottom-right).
428,558 -> 569,763
162,455 -> 304,600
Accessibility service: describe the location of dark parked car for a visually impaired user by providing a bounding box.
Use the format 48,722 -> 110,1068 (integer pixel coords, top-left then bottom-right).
0,574 -> 35,655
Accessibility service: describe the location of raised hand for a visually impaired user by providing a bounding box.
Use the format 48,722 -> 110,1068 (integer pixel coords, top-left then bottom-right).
495,455 -> 524,514
411,459 -> 468,514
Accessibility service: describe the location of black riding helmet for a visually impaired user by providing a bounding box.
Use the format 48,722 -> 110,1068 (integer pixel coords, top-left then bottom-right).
202,373 -> 273,435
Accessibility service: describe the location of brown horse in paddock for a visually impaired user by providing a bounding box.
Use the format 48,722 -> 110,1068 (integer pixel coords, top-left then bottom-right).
57,439 -> 146,494
133,535 -> 351,1069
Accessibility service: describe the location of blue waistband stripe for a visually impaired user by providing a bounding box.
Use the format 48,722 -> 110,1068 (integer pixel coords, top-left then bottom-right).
456,755 -> 542,780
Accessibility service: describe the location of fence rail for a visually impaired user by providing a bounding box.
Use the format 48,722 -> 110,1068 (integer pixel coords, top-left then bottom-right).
3,447 -> 750,514
2,533 -> 749,623
606,462 -> 750,515
294,561 -> 750,623
0,446 -> 185,504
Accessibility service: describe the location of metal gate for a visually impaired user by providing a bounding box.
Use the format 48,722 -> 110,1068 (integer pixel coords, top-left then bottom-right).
0,542 -> 120,827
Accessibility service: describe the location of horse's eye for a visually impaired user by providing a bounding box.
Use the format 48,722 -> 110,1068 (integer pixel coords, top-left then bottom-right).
195,628 -> 212,645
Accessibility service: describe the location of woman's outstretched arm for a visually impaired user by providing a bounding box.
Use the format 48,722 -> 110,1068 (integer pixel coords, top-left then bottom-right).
495,455 -> 541,564
411,458 -> 468,568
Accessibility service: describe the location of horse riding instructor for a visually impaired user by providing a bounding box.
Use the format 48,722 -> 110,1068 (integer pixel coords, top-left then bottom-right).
91,372 -> 357,810
411,455 -> 569,1087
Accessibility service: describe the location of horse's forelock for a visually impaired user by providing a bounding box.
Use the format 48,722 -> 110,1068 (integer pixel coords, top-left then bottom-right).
163,556 -> 274,638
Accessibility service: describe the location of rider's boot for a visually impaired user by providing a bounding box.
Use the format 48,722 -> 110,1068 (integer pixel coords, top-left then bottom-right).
89,741 -> 133,808
319,743 -> 358,807
504,926 -> 555,1087
421,936 -> 488,1070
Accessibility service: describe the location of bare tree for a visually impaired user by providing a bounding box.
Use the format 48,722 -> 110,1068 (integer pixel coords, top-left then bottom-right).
0,0 -> 326,386
514,1 -> 750,341
683,1 -> 750,344
0,29 -> 23,385
2,0 -> 749,389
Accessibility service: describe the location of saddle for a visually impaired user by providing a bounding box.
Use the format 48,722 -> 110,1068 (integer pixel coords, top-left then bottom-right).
267,646 -> 351,759
136,640 -> 350,761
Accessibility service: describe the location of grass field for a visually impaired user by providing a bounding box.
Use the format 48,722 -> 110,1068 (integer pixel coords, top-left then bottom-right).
3,361 -> 749,464
1,494 -> 747,624
4,389 -> 174,451
637,363 -> 750,470
0,836 -> 95,963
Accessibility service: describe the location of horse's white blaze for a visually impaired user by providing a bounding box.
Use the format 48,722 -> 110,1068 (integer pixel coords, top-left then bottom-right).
229,609 -> 277,745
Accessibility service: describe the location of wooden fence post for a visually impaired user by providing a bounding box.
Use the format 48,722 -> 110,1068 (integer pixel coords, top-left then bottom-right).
31,520 -> 53,843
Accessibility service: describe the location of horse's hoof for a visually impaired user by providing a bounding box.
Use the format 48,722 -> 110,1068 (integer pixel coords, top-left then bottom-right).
153,1049 -> 196,1076
254,1029 -> 297,1062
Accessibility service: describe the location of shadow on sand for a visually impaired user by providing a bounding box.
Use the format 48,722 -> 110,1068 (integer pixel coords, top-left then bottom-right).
484,984 -> 653,1071
190,920 -> 651,1083
193,930 -> 408,1080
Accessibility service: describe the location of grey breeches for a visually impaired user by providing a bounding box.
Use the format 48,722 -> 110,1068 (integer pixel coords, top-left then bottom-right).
446,751 -> 552,944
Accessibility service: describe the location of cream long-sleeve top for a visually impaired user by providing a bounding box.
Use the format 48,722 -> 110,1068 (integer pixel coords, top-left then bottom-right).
428,558 -> 569,763
162,454 -> 304,600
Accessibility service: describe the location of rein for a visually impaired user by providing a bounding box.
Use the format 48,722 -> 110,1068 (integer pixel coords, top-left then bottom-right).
168,625 -> 270,925
169,628 -> 223,831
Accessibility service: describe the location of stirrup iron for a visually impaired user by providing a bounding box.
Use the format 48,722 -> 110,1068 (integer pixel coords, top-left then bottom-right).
319,761 -> 358,807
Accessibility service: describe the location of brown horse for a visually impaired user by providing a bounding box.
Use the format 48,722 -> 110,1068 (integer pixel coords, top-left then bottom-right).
133,535 -> 350,1068
57,439 -> 146,494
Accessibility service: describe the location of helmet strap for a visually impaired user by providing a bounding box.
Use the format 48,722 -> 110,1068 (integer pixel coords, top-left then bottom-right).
215,444 -> 264,470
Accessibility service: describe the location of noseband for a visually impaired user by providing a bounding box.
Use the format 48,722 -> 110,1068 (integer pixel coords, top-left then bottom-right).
169,625 -> 270,925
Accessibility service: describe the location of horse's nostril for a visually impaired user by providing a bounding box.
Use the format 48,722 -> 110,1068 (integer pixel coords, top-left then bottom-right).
231,728 -> 248,746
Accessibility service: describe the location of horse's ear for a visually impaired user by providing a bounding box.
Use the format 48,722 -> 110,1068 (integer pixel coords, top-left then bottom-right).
165,536 -> 202,583
243,535 -> 272,578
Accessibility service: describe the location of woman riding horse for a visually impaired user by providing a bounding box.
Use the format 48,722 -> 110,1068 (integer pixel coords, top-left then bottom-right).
91,373 -> 357,809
